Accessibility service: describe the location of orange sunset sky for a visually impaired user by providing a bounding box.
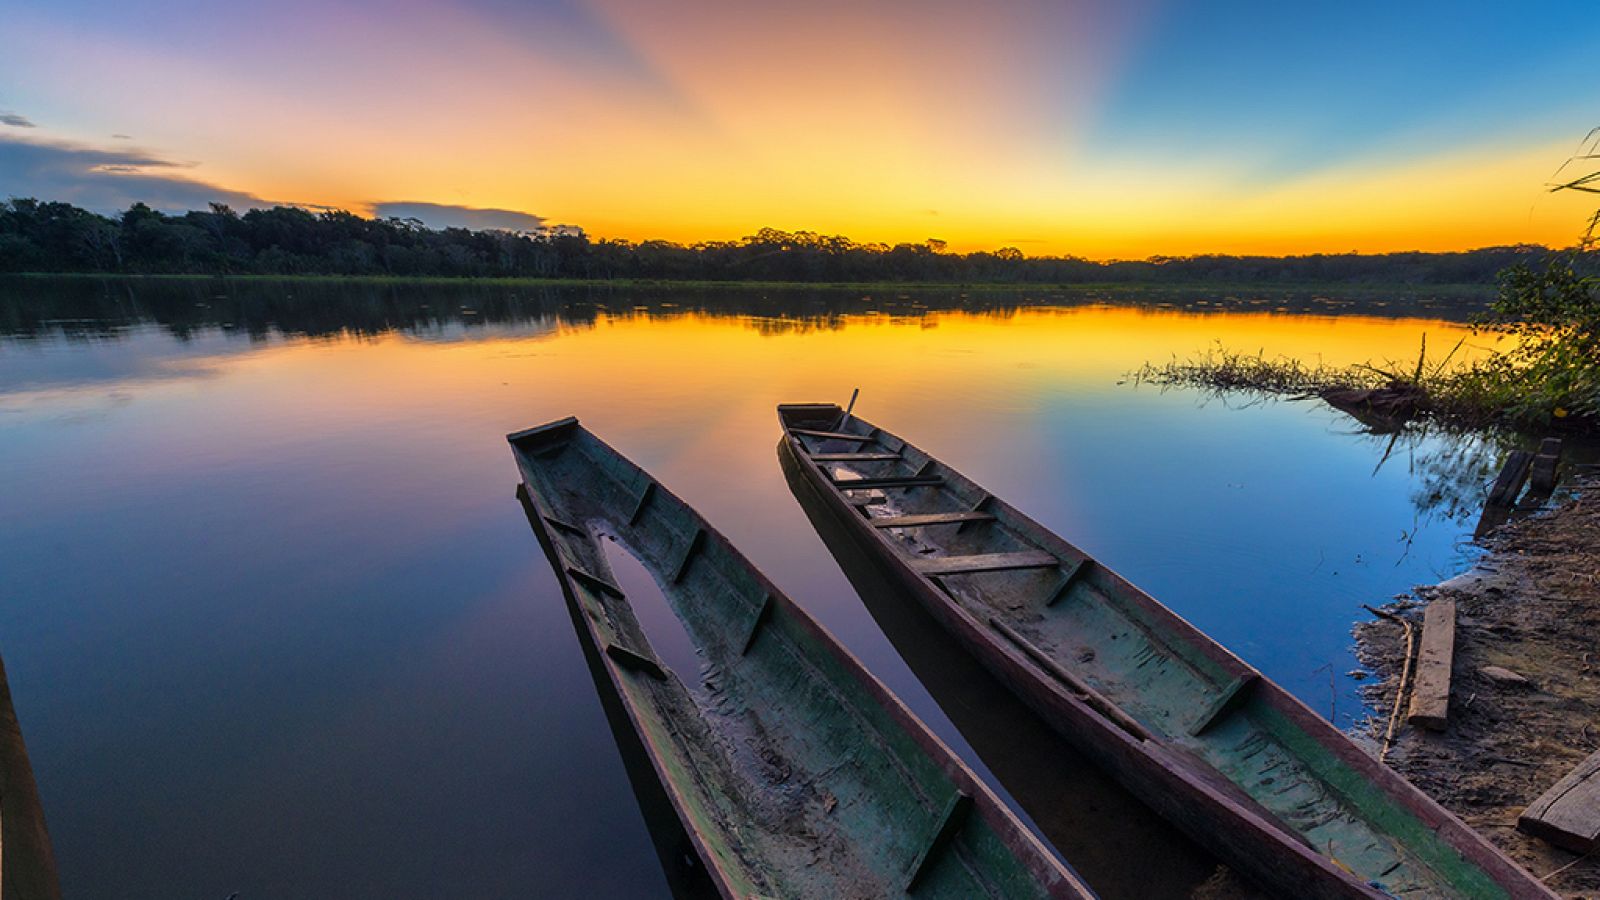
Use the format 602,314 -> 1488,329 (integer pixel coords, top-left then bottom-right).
2,0 -> 1598,257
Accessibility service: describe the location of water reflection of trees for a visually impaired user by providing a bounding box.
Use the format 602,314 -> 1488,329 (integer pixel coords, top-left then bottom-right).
0,276 -> 1491,345
1316,412 -> 1596,533
1363,427 -> 1505,526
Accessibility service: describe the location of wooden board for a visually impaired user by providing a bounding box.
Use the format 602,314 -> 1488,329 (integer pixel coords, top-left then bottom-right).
1487,450 -> 1534,506
792,428 -> 875,442
913,551 -> 1058,576
1407,599 -> 1456,731
833,476 -> 943,491
1528,437 -> 1563,494
1519,748 -> 1600,853
808,452 -> 902,462
869,511 -> 996,529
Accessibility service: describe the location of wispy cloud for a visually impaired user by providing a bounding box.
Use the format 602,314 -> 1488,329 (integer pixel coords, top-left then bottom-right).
0,113 -> 36,128
372,202 -> 547,233
0,134 -> 265,213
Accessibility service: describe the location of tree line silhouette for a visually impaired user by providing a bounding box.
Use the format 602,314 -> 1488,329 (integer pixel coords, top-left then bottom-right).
0,197 -> 1572,284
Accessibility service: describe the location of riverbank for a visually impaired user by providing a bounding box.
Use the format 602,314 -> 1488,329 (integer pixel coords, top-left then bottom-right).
0,271 -> 1501,298
1353,472 -> 1600,896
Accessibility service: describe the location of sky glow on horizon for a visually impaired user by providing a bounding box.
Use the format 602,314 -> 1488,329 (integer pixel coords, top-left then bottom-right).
2,0 -> 1598,257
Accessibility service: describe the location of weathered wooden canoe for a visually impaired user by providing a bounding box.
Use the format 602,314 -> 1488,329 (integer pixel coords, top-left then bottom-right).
0,649 -> 62,900
775,441 -> 1233,899
777,403 -> 1555,900
509,418 -> 1093,900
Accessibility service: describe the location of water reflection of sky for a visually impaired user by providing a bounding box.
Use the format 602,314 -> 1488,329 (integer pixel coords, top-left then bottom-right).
0,292 -> 1505,898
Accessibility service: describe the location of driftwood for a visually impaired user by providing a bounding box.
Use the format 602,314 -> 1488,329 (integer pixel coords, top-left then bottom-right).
1363,604 -> 1418,761
1319,386 -> 1423,432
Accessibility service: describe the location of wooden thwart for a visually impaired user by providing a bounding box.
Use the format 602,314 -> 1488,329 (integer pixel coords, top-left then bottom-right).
1407,599 -> 1456,731
792,428 -> 876,443
914,550 -> 1058,576
832,475 -> 943,491
868,511 -> 995,529
1519,747 -> 1600,853
904,791 -> 975,892
807,452 -> 902,462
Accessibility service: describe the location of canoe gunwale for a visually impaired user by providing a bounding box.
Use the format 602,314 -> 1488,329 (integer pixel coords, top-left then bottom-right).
776,403 -> 1556,900
510,419 -> 1092,900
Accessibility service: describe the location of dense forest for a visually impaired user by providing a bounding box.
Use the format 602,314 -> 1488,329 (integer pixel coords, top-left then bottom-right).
0,197 -> 1578,285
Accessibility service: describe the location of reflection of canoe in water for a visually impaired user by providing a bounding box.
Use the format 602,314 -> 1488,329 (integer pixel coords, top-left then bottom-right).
776,403 -> 1555,900
0,650 -> 61,900
508,418 -> 1093,900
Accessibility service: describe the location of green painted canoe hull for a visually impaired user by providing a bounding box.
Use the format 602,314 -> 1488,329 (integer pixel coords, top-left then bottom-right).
777,403 -> 1554,900
509,418 -> 1093,899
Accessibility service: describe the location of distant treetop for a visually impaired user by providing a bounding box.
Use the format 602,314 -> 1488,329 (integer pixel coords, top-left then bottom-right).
0,197 -> 1576,285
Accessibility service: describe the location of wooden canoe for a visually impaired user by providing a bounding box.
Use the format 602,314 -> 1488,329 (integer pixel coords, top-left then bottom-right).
508,418 -> 1094,900
0,649 -> 62,900
776,403 -> 1555,900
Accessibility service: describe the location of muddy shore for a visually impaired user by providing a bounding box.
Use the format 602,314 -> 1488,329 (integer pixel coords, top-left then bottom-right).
1354,472 -> 1600,896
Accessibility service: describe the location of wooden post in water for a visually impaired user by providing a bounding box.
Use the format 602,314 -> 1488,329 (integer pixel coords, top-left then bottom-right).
0,650 -> 61,900
1486,450 -> 1534,507
1528,437 -> 1564,495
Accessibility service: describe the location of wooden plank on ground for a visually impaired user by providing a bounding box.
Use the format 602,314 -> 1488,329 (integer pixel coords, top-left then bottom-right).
1406,598 -> 1456,731
1519,747 -> 1600,853
914,551 -> 1058,576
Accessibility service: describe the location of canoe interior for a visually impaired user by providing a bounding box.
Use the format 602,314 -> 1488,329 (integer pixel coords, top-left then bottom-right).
509,417 -> 1084,900
776,403 -> 1544,899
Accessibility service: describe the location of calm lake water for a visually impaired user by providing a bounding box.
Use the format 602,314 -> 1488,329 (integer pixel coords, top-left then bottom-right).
0,278 -> 1513,897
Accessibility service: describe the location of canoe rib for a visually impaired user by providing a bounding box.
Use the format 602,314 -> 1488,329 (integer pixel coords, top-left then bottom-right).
777,402 -> 1556,900
510,418 -> 1092,900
